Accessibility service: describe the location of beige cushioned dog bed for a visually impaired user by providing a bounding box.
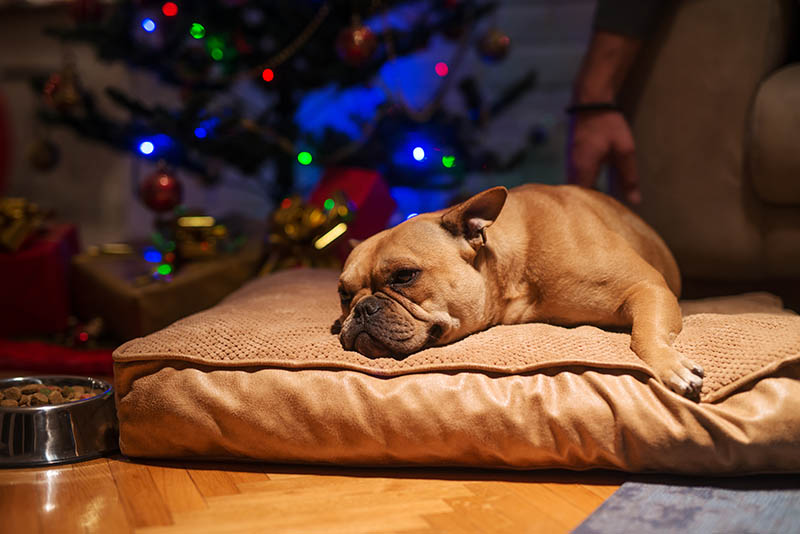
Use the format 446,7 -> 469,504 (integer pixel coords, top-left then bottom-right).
113,269 -> 800,474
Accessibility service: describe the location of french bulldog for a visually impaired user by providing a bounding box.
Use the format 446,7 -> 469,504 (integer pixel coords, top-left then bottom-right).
335,184 -> 704,399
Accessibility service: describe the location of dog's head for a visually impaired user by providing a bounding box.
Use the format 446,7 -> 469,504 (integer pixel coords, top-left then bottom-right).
335,187 -> 508,358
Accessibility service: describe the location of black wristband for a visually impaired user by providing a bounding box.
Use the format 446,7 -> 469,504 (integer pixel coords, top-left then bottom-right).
565,102 -> 622,114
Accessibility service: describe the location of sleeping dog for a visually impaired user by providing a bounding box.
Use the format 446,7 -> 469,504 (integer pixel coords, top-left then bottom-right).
335,184 -> 703,399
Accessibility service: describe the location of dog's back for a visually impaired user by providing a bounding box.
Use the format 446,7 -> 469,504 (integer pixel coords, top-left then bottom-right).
505,184 -> 681,297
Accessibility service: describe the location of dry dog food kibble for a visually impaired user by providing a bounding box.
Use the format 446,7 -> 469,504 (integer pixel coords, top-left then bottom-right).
0,384 -> 105,408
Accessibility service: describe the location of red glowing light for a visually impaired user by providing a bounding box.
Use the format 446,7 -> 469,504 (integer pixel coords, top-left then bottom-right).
281,198 -> 292,209
262,68 -> 274,82
435,62 -> 449,77
162,2 -> 178,16
79,332 -> 89,342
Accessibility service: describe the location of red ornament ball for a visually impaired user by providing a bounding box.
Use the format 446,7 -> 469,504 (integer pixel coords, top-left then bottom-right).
477,28 -> 511,62
140,167 -> 183,213
336,24 -> 377,67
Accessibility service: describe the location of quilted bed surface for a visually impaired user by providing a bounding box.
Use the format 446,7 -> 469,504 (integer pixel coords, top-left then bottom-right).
115,269 -> 800,403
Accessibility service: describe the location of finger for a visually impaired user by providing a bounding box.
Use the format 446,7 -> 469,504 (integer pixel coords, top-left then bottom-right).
568,146 -> 604,189
612,146 -> 642,204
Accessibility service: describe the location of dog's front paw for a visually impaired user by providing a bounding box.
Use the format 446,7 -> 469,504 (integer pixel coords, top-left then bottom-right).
653,353 -> 704,400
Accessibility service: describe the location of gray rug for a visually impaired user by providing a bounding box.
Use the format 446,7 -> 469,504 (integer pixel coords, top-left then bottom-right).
574,477 -> 800,534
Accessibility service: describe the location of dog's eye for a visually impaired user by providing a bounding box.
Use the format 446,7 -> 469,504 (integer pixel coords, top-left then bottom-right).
390,269 -> 419,286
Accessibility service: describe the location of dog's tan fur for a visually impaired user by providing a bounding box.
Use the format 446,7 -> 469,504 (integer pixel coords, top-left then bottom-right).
337,184 -> 704,398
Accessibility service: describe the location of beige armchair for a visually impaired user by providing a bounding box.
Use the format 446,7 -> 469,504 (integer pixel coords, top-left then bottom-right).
621,0 -> 799,304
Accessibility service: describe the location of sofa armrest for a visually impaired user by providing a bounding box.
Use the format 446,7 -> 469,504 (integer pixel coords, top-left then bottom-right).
749,64 -> 800,206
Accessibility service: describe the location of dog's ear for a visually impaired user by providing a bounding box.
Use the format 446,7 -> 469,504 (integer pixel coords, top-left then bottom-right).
331,318 -> 342,335
441,186 -> 508,251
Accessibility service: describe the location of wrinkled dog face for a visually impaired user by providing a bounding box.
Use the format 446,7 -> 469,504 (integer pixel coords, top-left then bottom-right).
336,187 -> 508,358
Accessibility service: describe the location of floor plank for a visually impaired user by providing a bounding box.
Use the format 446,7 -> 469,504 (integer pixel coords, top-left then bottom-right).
108,459 -> 174,528
146,464 -> 207,515
0,480 -> 43,533
186,467 -> 242,498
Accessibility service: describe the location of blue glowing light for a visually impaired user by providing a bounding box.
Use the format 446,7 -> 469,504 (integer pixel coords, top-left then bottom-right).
143,247 -> 163,263
412,147 -> 425,161
137,134 -> 173,156
142,18 -> 156,32
194,118 -> 219,139
406,213 -> 419,220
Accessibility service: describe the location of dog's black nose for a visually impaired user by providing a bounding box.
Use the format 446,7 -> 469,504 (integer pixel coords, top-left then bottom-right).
354,296 -> 382,318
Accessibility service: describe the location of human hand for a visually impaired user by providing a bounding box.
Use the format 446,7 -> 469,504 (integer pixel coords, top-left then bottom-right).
566,110 -> 641,205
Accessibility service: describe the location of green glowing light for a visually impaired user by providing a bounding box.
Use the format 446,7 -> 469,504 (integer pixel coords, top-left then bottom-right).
442,155 -> 455,168
157,264 -> 172,276
323,198 -> 335,211
297,151 -> 312,165
210,48 -> 223,60
190,23 -> 205,39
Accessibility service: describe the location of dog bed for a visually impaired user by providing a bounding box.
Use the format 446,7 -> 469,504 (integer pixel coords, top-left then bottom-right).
113,269 -> 800,474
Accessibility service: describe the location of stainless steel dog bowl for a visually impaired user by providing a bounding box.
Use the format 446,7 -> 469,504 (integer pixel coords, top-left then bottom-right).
0,376 -> 118,467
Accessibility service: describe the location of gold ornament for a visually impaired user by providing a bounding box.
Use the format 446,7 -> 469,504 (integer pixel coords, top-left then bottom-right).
260,193 -> 353,274
174,215 -> 230,260
0,198 -> 48,252
43,63 -> 84,112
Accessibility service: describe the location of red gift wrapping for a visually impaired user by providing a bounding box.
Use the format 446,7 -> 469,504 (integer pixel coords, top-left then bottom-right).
310,167 -> 396,240
0,224 -> 80,336
0,339 -> 112,376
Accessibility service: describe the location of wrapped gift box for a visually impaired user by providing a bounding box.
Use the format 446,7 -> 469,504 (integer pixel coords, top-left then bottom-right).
71,240 -> 263,341
0,224 -> 80,336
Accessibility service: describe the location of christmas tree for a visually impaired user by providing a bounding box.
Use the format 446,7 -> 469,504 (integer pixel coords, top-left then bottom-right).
32,0 -> 539,208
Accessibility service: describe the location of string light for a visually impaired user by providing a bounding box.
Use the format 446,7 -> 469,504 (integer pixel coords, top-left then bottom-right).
412,147 -> 425,161
323,198 -> 335,210
157,264 -> 172,276
138,141 -> 154,155
144,247 -> 162,263
297,151 -> 312,165
435,62 -> 449,77
210,48 -> 223,61
161,2 -> 178,16
190,23 -> 205,39
261,68 -> 274,82
442,155 -> 455,168
281,198 -> 292,209
141,18 -> 156,33
406,213 -> 419,220
314,223 -> 348,250
194,127 -> 207,138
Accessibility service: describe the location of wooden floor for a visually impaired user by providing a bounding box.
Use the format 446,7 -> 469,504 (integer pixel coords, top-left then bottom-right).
0,455 -> 626,533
